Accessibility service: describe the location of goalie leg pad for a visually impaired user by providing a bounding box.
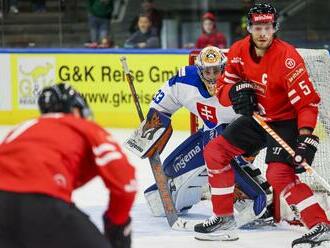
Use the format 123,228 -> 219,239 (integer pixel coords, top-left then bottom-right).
144,183 -> 165,217
144,129 -> 207,216
144,166 -> 208,216
163,129 -> 204,178
171,166 -> 208,213
231,158 -> 271,218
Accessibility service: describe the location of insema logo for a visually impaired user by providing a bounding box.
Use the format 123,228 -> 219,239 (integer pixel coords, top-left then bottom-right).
173,144 -> 201,173
18,57 -> 56,109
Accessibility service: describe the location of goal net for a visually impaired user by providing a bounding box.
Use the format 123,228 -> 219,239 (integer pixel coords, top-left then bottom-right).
189,48 -> 330,193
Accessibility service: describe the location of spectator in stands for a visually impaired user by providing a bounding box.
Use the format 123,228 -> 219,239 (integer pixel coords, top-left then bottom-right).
85,0 -> 114,48
8,0 -> 19,14
32,0 -> 46,13
195,12 -> 227,49
129,0 -> 162,36
124,13 -> 160,49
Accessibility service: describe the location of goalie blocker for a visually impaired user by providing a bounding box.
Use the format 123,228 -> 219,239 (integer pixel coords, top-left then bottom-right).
144,124 -> 273,227
124,108 -> 173,158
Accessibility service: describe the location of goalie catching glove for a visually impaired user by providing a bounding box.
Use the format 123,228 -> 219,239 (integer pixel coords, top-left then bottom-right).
293,134 -> 319,174
229,81 -> 258,116
124,108 -> 172,158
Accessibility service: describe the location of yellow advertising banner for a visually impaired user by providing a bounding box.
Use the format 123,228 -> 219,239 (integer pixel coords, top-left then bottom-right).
2,51 -> 191,130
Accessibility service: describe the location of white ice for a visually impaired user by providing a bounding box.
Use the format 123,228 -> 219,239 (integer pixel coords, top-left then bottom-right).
0,126 -> 313,248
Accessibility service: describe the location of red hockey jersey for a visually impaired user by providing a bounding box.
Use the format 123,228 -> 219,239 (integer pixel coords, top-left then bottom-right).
217,36 -> 320,129
0,114 -> 136,225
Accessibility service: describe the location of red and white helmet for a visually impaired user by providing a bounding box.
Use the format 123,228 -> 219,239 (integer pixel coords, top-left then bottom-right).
195,46 -> 227,95
247,3 -> 279,32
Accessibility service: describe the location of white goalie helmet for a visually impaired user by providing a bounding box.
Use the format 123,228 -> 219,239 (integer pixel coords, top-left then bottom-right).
195,46 -> 227,96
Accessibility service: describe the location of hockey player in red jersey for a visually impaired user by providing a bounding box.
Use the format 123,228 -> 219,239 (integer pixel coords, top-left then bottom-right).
0,83 -> 136,248
194,3 -> 330,247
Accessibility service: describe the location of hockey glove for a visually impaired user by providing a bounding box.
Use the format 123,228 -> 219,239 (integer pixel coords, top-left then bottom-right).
229,81 -> 257,116
293,134 -> 319,174
104,216 -> 132,248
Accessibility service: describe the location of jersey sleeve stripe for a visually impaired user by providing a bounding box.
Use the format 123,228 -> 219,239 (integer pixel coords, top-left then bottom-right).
93,143 -> 116,156
4,119 -> 38,144
288,89 -> 297,97
124,179 -> 138,192
290,95 -> 301,104
95,151 -> 123,166
224,71 -> 241,79
211,185 -> 235,195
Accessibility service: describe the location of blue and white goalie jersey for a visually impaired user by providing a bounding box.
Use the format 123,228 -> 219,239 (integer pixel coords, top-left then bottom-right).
150,65 -> 238,130
145,66 -> 272,222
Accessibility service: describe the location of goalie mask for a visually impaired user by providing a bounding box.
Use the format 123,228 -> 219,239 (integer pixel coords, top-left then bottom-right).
38,83 -> 92,119
195,46 -> 227,96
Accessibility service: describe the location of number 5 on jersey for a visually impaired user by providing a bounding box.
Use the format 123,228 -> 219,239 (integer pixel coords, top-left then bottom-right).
299,80 -> 311,95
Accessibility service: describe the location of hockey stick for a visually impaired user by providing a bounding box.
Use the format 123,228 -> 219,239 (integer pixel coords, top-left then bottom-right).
252,112 -> 330,192
120,56 -> 196,230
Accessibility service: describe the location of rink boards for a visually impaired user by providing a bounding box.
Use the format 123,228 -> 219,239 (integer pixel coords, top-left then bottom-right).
0,49 -> 191,130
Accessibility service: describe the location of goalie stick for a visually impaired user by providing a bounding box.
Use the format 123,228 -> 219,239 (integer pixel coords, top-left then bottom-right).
120,56 -> 196,230
252,112 -> 330,193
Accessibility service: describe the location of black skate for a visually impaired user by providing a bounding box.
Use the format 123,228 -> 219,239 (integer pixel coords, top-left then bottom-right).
240,205 -> 275,230
194,215 -> 239,241
292,223 -> 330,248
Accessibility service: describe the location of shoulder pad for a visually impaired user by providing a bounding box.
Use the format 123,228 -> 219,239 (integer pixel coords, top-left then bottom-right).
168,66 -> 200,87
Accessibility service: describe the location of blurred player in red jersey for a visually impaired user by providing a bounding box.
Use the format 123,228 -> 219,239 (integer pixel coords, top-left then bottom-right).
0,83 -> 136,248
194,3 -> 330,247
